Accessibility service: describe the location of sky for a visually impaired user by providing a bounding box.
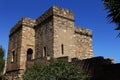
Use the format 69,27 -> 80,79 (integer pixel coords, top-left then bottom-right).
0,0 -> 120,63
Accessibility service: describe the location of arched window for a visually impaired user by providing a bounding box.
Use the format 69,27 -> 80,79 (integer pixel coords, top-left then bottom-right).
27,48 -> 33,61
61,44 -> 64,55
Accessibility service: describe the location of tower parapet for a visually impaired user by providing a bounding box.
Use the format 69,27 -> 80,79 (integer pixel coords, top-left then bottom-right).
74,26 -> 93,59
10,18 -> 36,37
75,26 -> 92,37
36,6 -> 74,26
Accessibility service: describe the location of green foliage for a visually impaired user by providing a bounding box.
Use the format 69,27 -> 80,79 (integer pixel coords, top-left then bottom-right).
23,60 -> 87,80
103,0 -> 120,31
0,45 -> 5,76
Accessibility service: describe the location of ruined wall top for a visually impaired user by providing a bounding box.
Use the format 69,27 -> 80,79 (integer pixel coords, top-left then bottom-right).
10,18 -> 36,36
74,26 -> 92,37
36,6 -> 74,25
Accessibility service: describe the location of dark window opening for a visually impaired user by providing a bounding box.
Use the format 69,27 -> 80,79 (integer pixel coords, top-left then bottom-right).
61,44 -> 64,54
27,48 -> 33,61
43,47 -> 46,57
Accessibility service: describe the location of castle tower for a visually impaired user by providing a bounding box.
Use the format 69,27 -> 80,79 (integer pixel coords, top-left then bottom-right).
6,18 -> 36,79
35,6 -> 76,60
35,6 -> 93,60
6,6 -> 93,80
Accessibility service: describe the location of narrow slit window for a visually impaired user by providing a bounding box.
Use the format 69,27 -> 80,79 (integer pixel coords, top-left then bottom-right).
61,44 -> 64,54
11,51 -> 15,63
43,47 -> 46,57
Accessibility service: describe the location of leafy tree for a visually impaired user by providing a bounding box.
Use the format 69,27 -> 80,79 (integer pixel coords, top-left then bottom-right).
23,60 -> 87,80
0,45 -> 5,77
103,0 -> 120,31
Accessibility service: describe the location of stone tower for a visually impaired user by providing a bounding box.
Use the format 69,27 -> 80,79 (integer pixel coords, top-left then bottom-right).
35,6 -> 93,60
6,6 -> 93,80
35,6 -> 75,60
6,18 -> 36,79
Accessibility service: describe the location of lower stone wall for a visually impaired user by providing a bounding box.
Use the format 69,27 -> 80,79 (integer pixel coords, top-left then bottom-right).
5,56 -> 120,80
71,56 -> 120,80
5,70 -> 24,80
26,57 -> 48,69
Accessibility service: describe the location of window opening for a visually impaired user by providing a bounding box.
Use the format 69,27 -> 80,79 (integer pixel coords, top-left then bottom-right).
11,51 -> 15,63
27,48 -> 33,61
61,44 -> 64,54
43,47 -> 46,57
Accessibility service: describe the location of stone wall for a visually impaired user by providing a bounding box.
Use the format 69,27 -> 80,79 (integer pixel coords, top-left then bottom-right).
25,56 -> 120,80
53,11 -> 75,60
35,16 -> 54,59
72,57 -> 120,80
7,22 -> 22,72
26,57 -> 48,69
74,26 -> 93,59
20,18 -> 36,70
5,70 -> 24,80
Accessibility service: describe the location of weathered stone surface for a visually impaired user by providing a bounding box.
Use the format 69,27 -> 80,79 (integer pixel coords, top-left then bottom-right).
74,26 -> 93,59
53,14 -> 75,61
35,18 -> 54,58
6,17 -> 36,80
6,6 -> 93,80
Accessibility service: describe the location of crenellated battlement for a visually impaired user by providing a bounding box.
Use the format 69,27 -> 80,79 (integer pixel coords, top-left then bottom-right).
36,7 -> 53,25
36,6 -> 74,25
10,17 -> 36,36
52,6 -> 74,20
74,26 -> 92,37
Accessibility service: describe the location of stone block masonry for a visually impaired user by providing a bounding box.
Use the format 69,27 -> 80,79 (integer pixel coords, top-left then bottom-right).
74,26 -> 93,59
5,6 -> 93,80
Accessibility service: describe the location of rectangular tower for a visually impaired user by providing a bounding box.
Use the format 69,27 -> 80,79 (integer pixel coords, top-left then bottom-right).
6,18 -> 36,79
35,6 -> 76,60
35,7 -> 54,59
